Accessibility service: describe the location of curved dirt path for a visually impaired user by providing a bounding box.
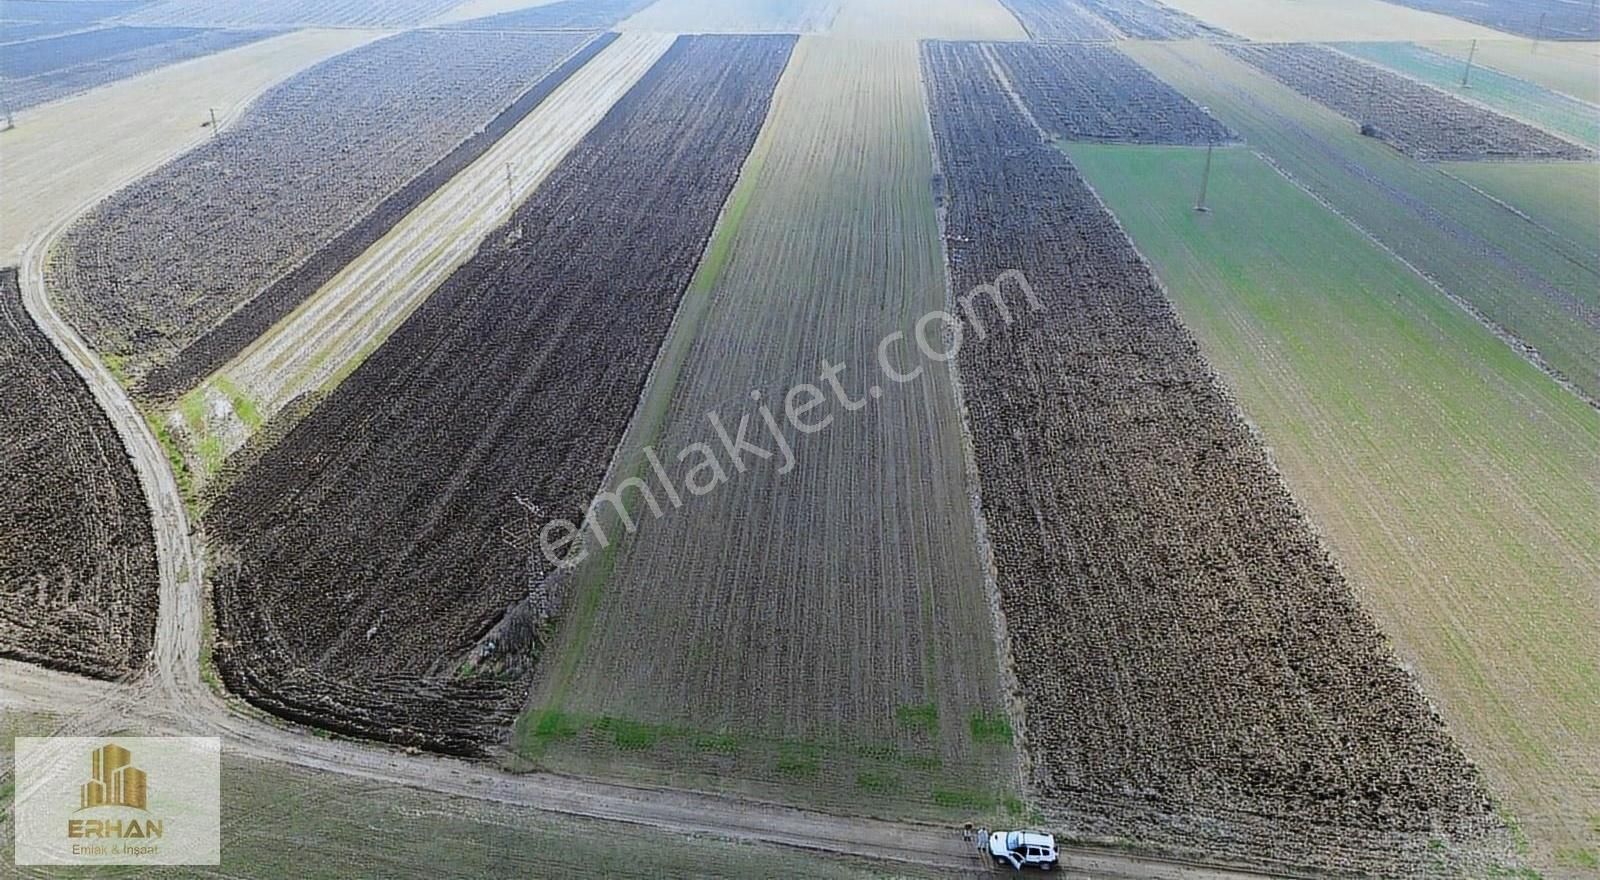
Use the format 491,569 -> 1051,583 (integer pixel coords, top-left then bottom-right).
5,72 -> 1295,880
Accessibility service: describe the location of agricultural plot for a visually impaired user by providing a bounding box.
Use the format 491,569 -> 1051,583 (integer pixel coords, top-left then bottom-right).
1424,38 -> 1600,106
447,0 -> 652,30
619,0 -> 839,34
49,28 -> 595,382
990,42 -> 1235,144
1127,40 -> 1600,408
0,269 -> 157,680
1336,41 -> 1600,148
828,0 -> 1026,41
120,0 -> 459,27
142,30 -> 621,402
1155,0 -> 1506,41
1223,43 -> 1593,161
525,36 -> 1016,819
1440,159 -> 1600,247
992,0 -> 1115,41
920,41 -> 1501,875
0,28 -> 373,281
0,20 -> 87,42
0,1 -> 149,22
1384,0 -> 1600,40
1070,0 -> 1225,39
205,35 -> 794,755
0,26 -> 277,112
1068,142 -> 1600,880
176,34 -> 674,477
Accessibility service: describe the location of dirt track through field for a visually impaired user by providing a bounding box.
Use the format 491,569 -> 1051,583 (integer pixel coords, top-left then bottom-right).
195,33 -> 674,454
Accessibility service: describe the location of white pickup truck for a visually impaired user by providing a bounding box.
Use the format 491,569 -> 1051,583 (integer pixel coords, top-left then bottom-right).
986,829 -> 1058,871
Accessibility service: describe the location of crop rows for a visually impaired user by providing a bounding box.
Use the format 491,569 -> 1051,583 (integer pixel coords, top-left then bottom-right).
206,35 -> 795,754
1070,0 -> 1225,38
1,26 -> 276,111
0,268 -> 157,679
990,42 -> 1235,144
121,0 -> 459,27
450,0 -> 655,30
0,1 -> 149,23
48,28 -> 594,381
921,41 -> 1498,873
141,32 -> 620,400
1386,0 -> 1599,39
993,0 -> 1116,40
1225,43 -> 1594,161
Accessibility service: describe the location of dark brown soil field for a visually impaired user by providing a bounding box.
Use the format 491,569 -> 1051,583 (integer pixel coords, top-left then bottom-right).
1225,43 -> 1594,161
0,26 -> 278,111
1069,0 -> 1224,38
0,268 -> 157,679
920,40 -> 1502,875
990,42 -> 1235,144
140,32 -> 620,400
205,35 -> 796,755
47,28 -> 594,381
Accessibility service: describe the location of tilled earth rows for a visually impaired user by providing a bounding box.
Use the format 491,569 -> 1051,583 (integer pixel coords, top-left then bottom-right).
48,28 -> 594,381
205,35 -> 796,755
921,41 -> 1504,875
988,42 -> 1236,144
0,268 -> 157,678
1224,43 -> 1594,161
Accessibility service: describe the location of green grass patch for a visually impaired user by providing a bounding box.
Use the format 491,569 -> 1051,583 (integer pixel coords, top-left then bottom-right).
854,770 -> 901,795
894,703 -> 938,733
969,712 -> 1013,745
592,716 -> 680,751
774,743 -> 821,780
692,732 -> 741,755
528,709 -> 581,742
1557,849 -> 1599,870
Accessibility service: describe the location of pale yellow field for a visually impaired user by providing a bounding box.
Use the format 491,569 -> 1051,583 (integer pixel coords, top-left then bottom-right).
1158,0 -> 1509,41
620,0 -> 839,33
830,0 -> 1026,40
0,29 -> 380,265
175,34 -> 675,478
1425,39 -> 1600,104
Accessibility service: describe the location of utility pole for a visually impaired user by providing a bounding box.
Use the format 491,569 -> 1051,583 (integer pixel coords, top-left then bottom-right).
504,162 -> 515,211
1195,108 -> 1214,213
1360,69 -> 1379,130
1532,11 -> 1546,51
208,107 -> 219,138
1460,39 -> 1477,88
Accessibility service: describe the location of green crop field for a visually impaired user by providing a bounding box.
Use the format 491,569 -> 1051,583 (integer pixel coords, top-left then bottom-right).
1126,40 -> 1600,405
1336,41 -> 1600,148
1068,142 -> 1600,873
1439,159 -> 1600,251
1423,39 -> 1600,105
518,36 -> 1017,822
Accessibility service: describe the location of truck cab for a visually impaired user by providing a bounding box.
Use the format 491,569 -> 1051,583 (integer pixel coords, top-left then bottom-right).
987,829 -> 1058,871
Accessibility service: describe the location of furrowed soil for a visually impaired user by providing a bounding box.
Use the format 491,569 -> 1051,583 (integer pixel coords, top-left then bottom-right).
0,28 -> 378,264
619,0 -> 840,33
523,36 -> 1019,822
920,41 -> 1506,877
1068,142 -> 1600,880
204,35 -> 794,756
829,0 -> 1026,40
1334,42 -> 1600,148
0,269 -> 157,679
174,33 -> 674,484
1126,40 -> 1600,405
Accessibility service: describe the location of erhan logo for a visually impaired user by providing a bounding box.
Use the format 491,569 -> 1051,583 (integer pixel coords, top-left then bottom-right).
67,743 -> 164,840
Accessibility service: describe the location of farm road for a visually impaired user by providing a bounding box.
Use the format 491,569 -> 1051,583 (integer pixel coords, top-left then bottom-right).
5,36 -> 1291,880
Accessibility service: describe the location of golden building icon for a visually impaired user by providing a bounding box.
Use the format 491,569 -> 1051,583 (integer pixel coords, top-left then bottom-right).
78,743 -> 147,811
